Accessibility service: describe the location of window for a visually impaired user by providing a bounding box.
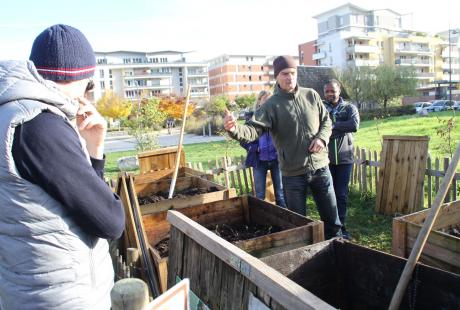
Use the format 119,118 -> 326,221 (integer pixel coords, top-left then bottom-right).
338,16 -> 344,26
109,69 -> 112,78
99,69 -> 105,78
109,80 -> 113,89
100,81 -> 105,89
259,76 -> 262,81
249,75 -> 252,81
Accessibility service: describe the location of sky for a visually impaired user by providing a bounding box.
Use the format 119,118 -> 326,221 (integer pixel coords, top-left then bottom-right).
1,0 -> 459,61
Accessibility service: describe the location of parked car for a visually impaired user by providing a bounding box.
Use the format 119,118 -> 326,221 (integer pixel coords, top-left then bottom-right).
426,100 -> 455,112
453,101 -> 460,111
414,102 -> 432,114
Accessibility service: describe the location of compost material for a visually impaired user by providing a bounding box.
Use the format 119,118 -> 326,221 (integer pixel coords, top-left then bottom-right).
154,238 -> 170,258
212,223 -> 282,242
138,186 -> 219,204
441,224 -> 460,238
154,222 -> 282,258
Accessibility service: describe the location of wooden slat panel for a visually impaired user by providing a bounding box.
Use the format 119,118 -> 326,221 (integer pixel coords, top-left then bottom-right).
376,136 -> 429,215
167,211 -> 334,310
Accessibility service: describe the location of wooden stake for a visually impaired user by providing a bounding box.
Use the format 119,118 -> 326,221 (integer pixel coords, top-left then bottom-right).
168,85 -> 192,199
389,142 -> 460,310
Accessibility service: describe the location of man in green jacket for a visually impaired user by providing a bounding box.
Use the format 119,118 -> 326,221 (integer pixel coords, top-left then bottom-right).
224,55 -> 342,239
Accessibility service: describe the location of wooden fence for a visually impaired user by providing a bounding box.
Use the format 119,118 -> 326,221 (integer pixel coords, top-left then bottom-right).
187,147 -> 460,208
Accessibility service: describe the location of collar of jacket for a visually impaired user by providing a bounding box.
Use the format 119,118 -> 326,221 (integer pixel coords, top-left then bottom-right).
274,83 -> 299,99
325,97 -> 345,111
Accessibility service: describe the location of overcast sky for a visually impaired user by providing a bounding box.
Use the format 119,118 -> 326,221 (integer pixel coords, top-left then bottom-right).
1,0 -> 459,61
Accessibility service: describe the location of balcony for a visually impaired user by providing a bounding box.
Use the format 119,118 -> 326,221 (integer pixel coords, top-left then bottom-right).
395,59 -> 432,66
441,50 -> 459,58
348,59 -> 379,67
442,62 -> 459,70
395,47 -> 433,55
312,52 -> 326,60
415,72 -> 435,78
346,45 -> 379,54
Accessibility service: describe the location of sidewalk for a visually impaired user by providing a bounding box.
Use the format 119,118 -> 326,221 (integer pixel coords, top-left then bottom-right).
104,128 -> 225,153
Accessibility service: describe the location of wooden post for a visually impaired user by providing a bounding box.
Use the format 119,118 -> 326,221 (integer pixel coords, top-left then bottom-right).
389,142 -> 460,310
222,156 -> 230,188
111,278 -> 149,310
168,85 -> 191,199
361,148 -> 367,193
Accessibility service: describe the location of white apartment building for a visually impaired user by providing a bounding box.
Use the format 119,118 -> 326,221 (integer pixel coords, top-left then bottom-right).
310,3 -> 455,89
93,51 -> 209,103
313,3 -> 405,68
437,29 -> 460,83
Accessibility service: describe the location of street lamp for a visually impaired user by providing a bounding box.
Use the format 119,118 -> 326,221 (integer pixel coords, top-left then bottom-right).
448,27 -> 459,103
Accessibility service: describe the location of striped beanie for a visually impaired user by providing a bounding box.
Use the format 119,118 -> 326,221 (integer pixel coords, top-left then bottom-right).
29,24 -> 96,81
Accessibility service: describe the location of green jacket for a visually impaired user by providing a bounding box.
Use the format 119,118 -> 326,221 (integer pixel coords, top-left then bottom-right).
230,84 -> 331,176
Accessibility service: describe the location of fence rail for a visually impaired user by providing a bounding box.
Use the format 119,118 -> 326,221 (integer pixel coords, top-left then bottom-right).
187,146 -> 460,208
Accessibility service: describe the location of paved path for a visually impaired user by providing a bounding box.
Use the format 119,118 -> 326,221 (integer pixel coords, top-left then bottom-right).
104,128 -> 225,153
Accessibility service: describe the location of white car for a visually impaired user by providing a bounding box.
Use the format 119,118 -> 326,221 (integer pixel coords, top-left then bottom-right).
414,102 -> 431,114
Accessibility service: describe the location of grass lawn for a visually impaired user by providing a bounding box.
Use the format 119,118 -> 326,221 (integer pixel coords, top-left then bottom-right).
355,110 -> 459,159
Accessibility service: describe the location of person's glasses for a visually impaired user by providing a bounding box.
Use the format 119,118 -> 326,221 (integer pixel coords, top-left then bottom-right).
85,79 -> 95,93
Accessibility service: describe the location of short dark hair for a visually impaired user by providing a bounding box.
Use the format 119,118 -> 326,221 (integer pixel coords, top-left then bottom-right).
324,79 -> 341,89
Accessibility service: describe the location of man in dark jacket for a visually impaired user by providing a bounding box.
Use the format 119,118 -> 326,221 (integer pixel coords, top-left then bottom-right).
323,79 -> 360,239
224,56 -> 342,239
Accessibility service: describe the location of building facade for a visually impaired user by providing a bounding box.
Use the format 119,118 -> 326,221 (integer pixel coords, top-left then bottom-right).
208,54 -> 297,100
93,51 -> 209,103
300,3 -> 459,91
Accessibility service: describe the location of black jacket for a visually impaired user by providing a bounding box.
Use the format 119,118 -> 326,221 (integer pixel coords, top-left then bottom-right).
324,98 -> 360,165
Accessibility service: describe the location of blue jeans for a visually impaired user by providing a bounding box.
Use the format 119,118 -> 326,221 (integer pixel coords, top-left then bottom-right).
253,160 -> 286,207
329,163 -> 353,229
282,166 -> 342,239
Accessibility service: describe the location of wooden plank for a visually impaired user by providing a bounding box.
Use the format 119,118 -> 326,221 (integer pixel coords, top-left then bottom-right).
248,196 -> 313,227
382,135 -> 430,141
385,139 -> 400,214
392,218 -> 407,257
427,156 -> 432,207
375,138 -> 389,212
361,148 -> 367,192
249,167 -> 255,196
444,157 -> 451,203
367,149 -> 373,193
149,247 -> 168,293
373,150 -> 378,193
396,141 -> 411,214
435,157 -> 440,193
167,211 -> 334,310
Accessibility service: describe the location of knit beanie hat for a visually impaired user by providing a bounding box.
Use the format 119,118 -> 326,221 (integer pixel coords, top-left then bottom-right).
273,55 -> 297,78
29,24 -> 96,81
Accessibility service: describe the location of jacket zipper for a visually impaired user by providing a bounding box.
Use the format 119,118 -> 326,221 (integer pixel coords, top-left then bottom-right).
293,96 -> 313,169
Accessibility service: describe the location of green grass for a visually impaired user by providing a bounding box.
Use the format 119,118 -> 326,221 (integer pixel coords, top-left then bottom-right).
355,110 -> 459,158
307,189 -> 392,252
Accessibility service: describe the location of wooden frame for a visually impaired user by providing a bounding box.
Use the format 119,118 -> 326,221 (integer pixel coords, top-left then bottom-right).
138,146 -> 185,174
392,200 -> 460,274
167,210 -> 332,310
261,239 -> 460,309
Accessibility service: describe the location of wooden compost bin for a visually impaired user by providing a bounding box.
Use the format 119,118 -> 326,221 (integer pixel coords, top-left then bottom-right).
375,135 -> 429,215
166,201 -> 326,310
134,177 -> 236,292
393,199 -> 460,274
261,239 -> 460,310
138,146 -> 185,173
132,166 -> 212,184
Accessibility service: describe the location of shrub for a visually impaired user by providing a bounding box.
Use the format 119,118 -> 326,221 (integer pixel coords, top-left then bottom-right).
360,105 -> 415,121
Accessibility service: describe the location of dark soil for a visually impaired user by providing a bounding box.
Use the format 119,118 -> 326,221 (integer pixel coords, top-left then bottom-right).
154,238 -> 169,258
211,223 -> 282,242
153,222 -> 283,258
138,186 -> 220,205
441,224 -> 460,238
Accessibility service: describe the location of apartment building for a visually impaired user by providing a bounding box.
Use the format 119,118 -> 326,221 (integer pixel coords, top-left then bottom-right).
93,51 -> 209,103
208,54 -> 296,100
298,3 -> 458,89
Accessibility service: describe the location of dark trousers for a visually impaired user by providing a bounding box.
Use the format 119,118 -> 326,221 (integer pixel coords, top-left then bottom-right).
282,166 -> 342,239
253,160 -> 286,207
329,163 -> 353,229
